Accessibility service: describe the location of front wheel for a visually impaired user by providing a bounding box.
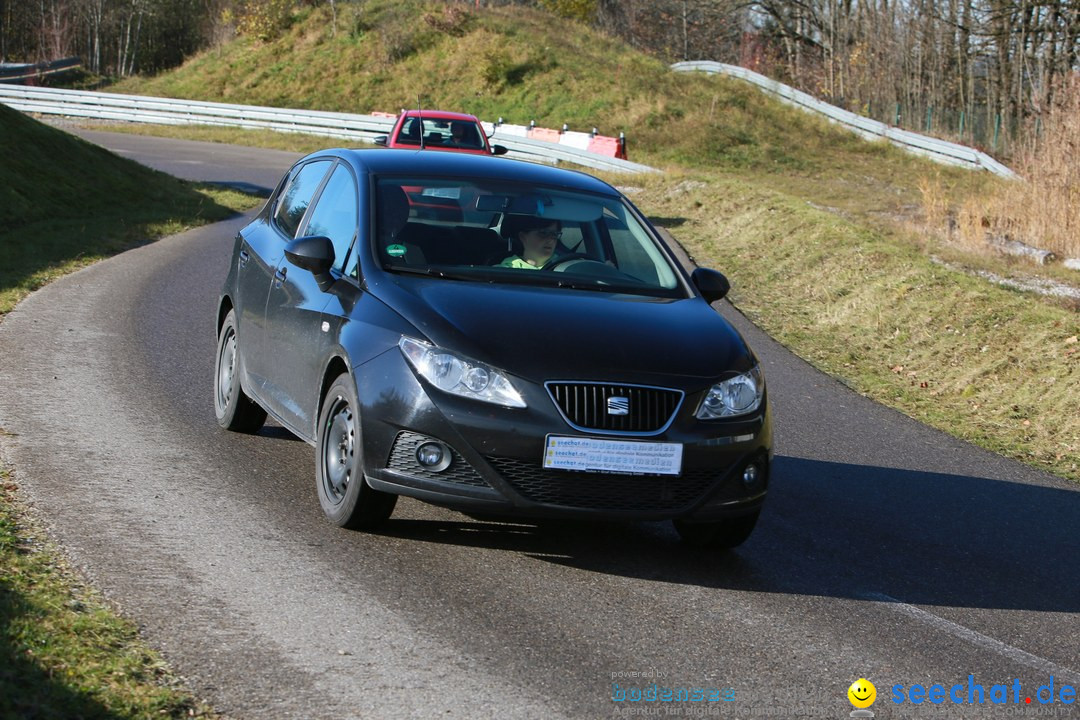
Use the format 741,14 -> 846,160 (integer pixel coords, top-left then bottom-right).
673,510 -> 760,550
316,374 -> 397,529
214,309 -> 267,433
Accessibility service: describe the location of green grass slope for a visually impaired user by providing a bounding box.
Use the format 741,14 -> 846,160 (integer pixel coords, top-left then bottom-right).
0,103 -> 247,314
116,1 -> 904,174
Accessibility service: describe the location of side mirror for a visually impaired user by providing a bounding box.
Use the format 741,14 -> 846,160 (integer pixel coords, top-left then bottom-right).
373,135 -> 388,147
286,235 -> 335,292
491,145 -> 509,156
691,267 -> 730,303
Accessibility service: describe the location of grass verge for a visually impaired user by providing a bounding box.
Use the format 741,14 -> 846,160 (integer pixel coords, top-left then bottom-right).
0,103 -> 260,316
0,182 -> 255,316
0,459 -> 219,719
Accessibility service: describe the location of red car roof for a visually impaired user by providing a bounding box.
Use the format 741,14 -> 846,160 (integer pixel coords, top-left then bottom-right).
398,109 -> 482,122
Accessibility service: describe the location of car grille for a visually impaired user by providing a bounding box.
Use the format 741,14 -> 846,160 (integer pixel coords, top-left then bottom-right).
486,456 -> 724,513
387,432 -> 490,488
545,382 -> 684,435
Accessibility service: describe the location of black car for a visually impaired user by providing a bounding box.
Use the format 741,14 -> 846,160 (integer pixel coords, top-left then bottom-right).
215,149 -> 771,548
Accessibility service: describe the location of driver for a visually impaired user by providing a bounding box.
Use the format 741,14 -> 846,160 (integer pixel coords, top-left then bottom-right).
497,215 -> 563,269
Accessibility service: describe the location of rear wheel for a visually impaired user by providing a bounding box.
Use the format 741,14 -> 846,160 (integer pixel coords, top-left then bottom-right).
673,510 -> 760,549
316,373 -> 397,529
214,309 -> 266,432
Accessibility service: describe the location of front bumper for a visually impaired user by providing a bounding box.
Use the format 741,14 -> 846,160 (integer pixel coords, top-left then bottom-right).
357,351 -> 771,522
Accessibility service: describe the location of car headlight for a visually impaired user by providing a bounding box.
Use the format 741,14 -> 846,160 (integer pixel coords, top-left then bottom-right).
399,337 -> 526,408
695,365 -> 764,419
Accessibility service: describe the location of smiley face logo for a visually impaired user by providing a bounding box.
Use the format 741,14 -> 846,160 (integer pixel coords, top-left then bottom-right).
848,678 -> 877,708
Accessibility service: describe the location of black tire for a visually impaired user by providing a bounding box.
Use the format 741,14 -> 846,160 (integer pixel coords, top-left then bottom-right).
214,309 -> 267,433
316,373 -> 397,529
673,510 -> 760,550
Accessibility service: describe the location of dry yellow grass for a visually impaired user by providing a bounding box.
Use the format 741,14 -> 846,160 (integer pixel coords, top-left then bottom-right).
942,78 -> 1080,261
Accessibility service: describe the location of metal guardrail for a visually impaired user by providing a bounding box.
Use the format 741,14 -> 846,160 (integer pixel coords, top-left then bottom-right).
2,67 -> 1018,178
672,61 -> 1018,179
0,57 -> 82,83
0,85 -> 656,175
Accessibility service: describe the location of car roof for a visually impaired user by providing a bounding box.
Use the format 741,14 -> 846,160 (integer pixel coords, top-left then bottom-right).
399,109 -> 481,122
317,148 -> 620,196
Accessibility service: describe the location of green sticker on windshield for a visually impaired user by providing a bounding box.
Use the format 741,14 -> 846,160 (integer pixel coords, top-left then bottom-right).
386,244 -> 407,257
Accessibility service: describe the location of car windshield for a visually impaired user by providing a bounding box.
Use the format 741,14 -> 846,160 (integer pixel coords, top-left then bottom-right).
396,118 -> 486,150
374,177 -> 685,298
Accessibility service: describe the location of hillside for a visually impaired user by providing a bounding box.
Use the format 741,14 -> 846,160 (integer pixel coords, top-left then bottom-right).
1,103 -> 188,230
114,1 -> 1005,241
0,103 -> 244,313
116,2 -> 927,178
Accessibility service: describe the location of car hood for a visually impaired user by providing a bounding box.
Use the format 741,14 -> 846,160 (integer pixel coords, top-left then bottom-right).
371,276 -> 753,387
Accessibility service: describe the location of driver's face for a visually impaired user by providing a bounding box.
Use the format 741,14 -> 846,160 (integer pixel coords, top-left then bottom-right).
520,223 -> 560,266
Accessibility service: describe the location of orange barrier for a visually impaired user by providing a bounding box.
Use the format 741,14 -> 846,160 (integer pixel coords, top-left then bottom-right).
527,126 -> 561,143
586,134 -> 627,160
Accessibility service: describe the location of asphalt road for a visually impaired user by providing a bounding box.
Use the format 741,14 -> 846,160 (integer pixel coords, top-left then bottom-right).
0,130 -> 1077,719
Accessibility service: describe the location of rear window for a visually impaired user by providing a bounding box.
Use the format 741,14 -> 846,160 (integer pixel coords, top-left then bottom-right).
396,118 -> 486,150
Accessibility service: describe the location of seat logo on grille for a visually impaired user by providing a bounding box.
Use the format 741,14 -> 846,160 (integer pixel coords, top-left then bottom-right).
607,396 -> 630,416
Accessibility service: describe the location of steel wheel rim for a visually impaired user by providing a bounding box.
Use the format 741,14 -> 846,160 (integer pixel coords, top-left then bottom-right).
322,397 -> 354,504
217,329 -> 237,411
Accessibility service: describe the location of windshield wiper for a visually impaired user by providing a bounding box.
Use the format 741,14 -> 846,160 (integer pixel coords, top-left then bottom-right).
384,265 -> 474,281
386,264 -> 670,296
492,273 -> 611,293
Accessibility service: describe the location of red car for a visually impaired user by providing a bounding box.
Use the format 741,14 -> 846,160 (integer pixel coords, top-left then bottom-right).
375,110 -> 508,156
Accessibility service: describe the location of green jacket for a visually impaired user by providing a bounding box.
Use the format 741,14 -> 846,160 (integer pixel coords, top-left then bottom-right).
498,256 -> 541,270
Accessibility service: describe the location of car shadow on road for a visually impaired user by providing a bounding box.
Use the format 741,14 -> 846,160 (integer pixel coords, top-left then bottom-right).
255,424 -> 305,442
374,455 -> 1080,613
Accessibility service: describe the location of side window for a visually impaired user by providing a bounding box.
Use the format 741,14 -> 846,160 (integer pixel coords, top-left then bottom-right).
450,122 -> 484,150
274,160 -> 332,238
396,118 -> 421,145
303,164 -> 358,274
